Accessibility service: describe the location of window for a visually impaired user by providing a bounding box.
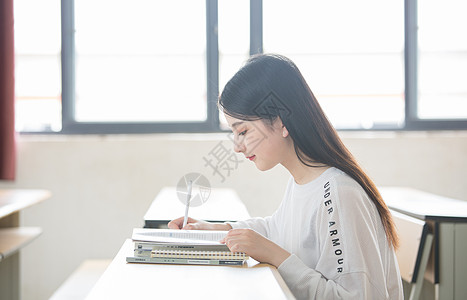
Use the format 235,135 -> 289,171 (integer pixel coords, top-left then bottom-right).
417,0 -> 467,120
218,0 -> 250,128
263,0 -> 405,129
74,0 -> 206,123
60,0 -> 217,133
14,0 -> 61,132
14,0 -> 467,133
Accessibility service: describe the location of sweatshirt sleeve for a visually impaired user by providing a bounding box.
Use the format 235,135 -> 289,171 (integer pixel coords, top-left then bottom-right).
278,255 -> 384,299
225,216 -> 273,238
224,177 -> 294,238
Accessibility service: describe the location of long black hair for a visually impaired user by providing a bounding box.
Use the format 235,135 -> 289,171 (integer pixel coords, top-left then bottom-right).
218,54 -> 398,249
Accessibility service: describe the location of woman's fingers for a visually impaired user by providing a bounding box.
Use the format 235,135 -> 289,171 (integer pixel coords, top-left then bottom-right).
167,217 -> 184,229
169,218 -> 231,231
167,216 -> 200,229
223,230 -> 254,252
221,228 -> 291,267
225,228 -> 248,237
183,222 -> 202,230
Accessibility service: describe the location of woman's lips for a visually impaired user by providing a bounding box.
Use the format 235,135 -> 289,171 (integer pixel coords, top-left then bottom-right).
247,155 -> 256,161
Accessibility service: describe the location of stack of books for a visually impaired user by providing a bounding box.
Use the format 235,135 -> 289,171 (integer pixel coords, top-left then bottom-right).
126,228 -> 249,266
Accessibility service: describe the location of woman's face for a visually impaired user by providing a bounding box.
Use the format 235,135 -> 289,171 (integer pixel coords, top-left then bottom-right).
225,114 -> 291,171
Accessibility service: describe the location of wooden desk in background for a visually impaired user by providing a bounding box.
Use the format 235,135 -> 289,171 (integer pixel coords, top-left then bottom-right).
0,189 -> 50,300
86,239 -> 295,300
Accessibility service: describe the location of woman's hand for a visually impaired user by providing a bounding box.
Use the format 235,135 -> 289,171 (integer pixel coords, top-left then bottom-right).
220,229 -> 291,267
167,216 -> 232,231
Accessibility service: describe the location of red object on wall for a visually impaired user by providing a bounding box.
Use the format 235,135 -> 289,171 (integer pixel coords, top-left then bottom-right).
0,0 -> 16,180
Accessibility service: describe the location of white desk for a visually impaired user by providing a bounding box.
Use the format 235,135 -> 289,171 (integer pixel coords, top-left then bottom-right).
86,239 -> 295,300
144,187 -> 251,228
381,187 -> 467,300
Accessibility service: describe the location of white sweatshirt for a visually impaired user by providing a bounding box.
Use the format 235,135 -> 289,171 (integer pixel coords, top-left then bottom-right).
229,168 -> 403,300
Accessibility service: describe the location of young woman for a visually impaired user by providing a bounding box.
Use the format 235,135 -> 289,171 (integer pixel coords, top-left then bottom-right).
169,54 -> 403,299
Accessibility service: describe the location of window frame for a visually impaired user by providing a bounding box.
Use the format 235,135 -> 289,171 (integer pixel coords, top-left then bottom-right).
403,0 -> 467,130
60,0 -> 221,134
28,0 -> 467,134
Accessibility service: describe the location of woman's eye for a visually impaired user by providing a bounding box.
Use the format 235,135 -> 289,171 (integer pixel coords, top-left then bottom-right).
238,130 -> 247,136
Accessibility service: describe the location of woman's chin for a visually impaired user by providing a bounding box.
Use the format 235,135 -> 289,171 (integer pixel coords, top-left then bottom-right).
254,161 -> 276,172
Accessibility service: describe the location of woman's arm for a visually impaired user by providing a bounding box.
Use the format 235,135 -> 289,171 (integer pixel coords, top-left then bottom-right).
221,228 -> 291,267
219,228 -> 381,299
277,256 -> 379,299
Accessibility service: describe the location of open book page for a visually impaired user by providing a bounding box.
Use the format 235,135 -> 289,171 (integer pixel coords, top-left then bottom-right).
132,228 -> 227,245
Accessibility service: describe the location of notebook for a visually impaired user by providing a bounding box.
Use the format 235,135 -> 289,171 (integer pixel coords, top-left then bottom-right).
131,228 -> 228,244
126,228 -> 249,266
127,250 -> 247,265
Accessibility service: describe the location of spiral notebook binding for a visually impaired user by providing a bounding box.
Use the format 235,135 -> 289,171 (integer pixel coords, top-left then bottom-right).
151,249 -> 248,261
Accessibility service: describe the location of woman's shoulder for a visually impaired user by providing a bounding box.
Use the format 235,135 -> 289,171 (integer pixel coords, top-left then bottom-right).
326,168 -> 372,206
287,167 -> 369,203
328,168 -> 365,191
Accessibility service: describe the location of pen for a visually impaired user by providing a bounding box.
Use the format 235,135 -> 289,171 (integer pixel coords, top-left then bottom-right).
182,180 -> 193,228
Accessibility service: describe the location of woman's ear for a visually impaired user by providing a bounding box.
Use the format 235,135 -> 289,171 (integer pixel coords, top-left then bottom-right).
282,125 -> 289,138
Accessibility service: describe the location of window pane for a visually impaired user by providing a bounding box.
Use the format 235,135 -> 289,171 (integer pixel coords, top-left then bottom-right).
418,0 -> 467,119
74,0 -> 207,122
14,0 -> 62,132
263,0 -> 405,129
218,0 -> 250,91
218,0 -> 250,129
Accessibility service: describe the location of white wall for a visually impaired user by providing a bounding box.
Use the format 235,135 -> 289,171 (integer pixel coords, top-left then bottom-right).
0,131 -> 466,300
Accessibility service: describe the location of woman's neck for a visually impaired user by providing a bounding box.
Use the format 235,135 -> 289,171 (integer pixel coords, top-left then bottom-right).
282,152 -> 329,185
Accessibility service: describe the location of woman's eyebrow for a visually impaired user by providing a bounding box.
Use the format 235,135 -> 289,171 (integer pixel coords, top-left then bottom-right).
231,121 -> 244,129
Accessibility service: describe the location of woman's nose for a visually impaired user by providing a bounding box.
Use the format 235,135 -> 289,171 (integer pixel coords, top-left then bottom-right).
233,135 -> 245,153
